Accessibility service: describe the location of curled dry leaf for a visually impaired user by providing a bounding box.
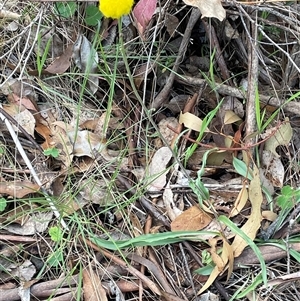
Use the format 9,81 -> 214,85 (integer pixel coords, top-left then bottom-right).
263,119 -> 292,157
231,166 -> 262,257
72,34 -> 99,94
199,237 -> 233,294
183,0 -> 226,21
35,122 -> 52,149
229,185 -> 248,218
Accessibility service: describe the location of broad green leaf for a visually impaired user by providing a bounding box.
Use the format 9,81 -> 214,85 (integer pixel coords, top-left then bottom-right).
55,2 -> 77,18
85,5 -> 103,26
44,147 -> 59,158
232,157 -> 253,180
49,226 -> 63,242
47,249 -> 64,267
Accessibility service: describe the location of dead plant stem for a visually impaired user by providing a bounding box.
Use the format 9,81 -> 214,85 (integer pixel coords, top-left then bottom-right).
151,8 -> 201,109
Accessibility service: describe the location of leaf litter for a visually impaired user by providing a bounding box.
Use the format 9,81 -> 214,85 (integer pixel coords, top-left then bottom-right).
0,1 -> 300,300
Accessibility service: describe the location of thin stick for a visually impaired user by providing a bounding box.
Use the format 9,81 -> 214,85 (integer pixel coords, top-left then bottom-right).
0,104 -> 69,230
151,8 -> 201,110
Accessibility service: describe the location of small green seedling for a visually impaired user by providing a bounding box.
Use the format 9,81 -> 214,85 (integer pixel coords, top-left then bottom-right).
277,185 -> 300,210
36,34 -> 52,77
47,226 -> 64,267
44,148 -> 59,158
49,226 -> 63,242
0,198 -> 7,212
189,149 -> 218,207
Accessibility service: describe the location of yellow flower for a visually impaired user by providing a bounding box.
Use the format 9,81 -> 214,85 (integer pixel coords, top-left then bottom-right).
99,0 -> 134,19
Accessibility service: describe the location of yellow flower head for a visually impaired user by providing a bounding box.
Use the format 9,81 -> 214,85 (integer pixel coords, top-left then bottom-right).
99,0 -> 134,19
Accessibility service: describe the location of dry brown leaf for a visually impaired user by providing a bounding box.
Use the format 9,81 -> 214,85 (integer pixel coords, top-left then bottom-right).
83,268 -> 108,301
35,122 -> 53,150
163,186 -> 182,221
199,237 -> 233,294
262,210 -> 277,221
147,147 -> 172,192
209,238 -> 225,272
45,43 -> 73,74
261,150 -> 284,187
3,104 -> 35,136
231,166 -> 262,257
7,93 -> 37,111
224,110 -> 242,125
263,119 -> 292,157
50,122 -> 73,167
171,206 -> 212,231
0,181 -> 40,198
179,112 -> 207,132
68,130 -> 106,157
133,62 -> 154,89
133,0 -> 157,36
165,13 -> 179,37
183,0 -> 226,21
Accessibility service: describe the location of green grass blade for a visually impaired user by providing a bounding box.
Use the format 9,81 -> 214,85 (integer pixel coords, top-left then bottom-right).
90,231 -> 219,250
